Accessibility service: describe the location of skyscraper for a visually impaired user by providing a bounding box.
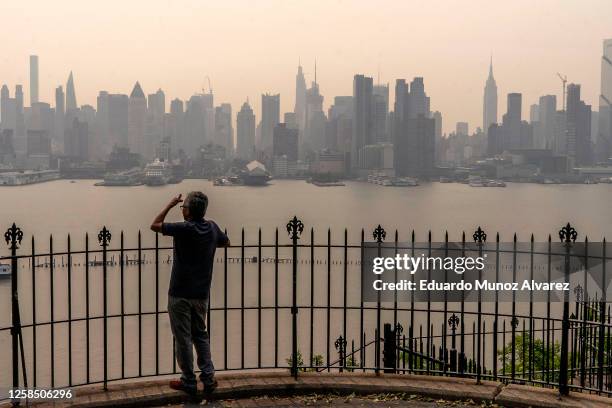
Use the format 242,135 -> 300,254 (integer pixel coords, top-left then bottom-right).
236,100 -> 255,159
597,39 -> 612,161
55,86 -> 65,144
128,82 -> 147,157
394,115 -> 435,178
260,93 -> 280,153
305,78 -> 326,152
373,84 -> 389,143
432,111 -> 442,138
328,96 -> 353,154
15,85 -> 25,146
566,83 -> 592,165
503,93 -> 522,149
30,55 -> 39,106
147,89 -> 165,118
456,122 -> 469,136
483,57 -> 498,134
108,93 -> 129,149
200,92 -> 215,144
147,89 -> 165,158
183,95 -> 206,153
392,77 -> 434,177
294,64 -> 307,131
168,98 -> 184,152
351,74 -> 374,169
0,85 -> 9,129
64,118 -> 89,160
538,95 -> 557,149
1,85 -> 26,152
214,103 -> 233,154
408,77 -> 430,119
273,123 -> 299,161
66,72 -> 78,112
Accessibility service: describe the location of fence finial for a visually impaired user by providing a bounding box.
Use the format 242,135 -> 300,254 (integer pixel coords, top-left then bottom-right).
98,227 -> 112,247
373,225 -> 386,243
448,313 -> 459,330
286,216 -> 304,240
334,335 -> 347,351
472,226 -> 487,244
4,223 -> 23,249
558,222 -> 577,243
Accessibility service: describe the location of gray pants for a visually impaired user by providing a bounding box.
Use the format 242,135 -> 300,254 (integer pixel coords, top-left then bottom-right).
168,296 -> 215,385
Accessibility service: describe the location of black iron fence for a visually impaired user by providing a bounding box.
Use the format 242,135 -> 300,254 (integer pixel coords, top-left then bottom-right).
1,218 -> 611,401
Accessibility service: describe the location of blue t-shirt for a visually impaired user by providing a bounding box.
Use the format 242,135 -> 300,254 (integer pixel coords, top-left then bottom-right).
161,219 -> 229,299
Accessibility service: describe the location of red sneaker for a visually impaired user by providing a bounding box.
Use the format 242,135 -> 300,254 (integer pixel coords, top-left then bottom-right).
169,379 -> 197,396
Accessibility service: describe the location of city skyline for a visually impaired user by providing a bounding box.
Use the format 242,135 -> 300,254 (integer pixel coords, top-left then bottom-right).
1,0 -> 611,134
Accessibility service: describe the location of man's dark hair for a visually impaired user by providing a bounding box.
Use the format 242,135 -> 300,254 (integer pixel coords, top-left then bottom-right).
185,191 -> 208,220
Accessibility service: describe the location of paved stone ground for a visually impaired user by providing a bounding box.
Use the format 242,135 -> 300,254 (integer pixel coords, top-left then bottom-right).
171,394 -> 483,407
1,372 -> 610,408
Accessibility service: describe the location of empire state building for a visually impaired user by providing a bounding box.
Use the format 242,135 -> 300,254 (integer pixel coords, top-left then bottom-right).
483,58 -> 498,135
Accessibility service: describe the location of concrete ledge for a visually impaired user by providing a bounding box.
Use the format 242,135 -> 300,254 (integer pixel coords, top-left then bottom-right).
1,372 -> 610,408
495,383 -> 611,408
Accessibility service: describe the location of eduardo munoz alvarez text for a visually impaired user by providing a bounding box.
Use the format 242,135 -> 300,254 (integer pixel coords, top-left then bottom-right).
371,254 -> 570,292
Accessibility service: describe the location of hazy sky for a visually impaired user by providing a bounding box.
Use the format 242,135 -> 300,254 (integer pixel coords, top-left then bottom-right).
1,0 -> 611,134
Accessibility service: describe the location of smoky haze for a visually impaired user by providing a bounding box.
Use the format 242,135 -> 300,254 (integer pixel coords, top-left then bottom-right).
1,0 -> 611,134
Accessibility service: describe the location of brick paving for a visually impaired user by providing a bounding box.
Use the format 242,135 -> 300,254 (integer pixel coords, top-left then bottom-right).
1,372 -> 610,408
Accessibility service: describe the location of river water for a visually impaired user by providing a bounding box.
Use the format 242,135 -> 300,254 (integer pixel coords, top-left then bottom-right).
0,179 -> 610,390
1,178 -> 611,240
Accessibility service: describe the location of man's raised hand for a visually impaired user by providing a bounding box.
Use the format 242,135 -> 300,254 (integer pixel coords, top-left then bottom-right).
168,194 -> 183,208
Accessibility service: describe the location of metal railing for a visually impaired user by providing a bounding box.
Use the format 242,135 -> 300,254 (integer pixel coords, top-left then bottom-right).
1,218 -> 611,402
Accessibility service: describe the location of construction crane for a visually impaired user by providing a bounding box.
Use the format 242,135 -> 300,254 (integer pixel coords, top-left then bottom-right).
202,76 -> 213,95
557,72 -> 567,111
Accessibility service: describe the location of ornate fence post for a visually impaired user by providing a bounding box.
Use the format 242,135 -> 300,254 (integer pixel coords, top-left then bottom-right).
98,227 -> 111,391
287,216 -> 303,379
382,324 -> 395,373
5,223 -> 24,394
335,335 -> 347,372
472,227 -> 486,384
448,313 -> 459,372
558,222 -> 576,396
373,225 -> 386,375
597,238 -> 606,392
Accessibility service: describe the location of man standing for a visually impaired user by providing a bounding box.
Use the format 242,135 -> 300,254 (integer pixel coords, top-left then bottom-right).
151,191 -> 229,395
